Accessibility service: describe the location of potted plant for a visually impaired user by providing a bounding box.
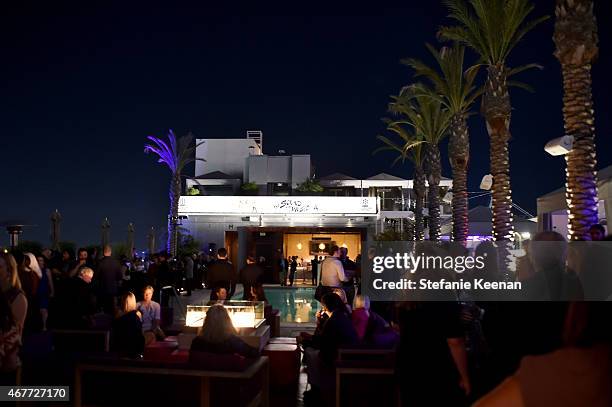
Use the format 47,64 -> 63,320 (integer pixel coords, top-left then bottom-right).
241,182 -> 259,196
294,178 -> 324,196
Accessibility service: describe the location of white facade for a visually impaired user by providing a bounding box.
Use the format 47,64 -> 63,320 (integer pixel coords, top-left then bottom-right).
245,154 -> 311,188
195,138 -> 262,178
182,133 -> 454,269
537,164 -> 612,236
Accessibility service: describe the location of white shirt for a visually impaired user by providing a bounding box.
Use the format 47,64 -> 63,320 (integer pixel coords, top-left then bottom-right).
320,257 -> 347,287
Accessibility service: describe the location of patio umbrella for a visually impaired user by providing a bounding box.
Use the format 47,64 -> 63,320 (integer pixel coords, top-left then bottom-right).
146,226 -> 156,255
101,217 -> 111,249
127,223 -> 135,260
50,209 -> 61,251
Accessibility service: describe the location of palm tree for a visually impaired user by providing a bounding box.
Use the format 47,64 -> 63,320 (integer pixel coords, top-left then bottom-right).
402,44 -> 481,243
439,0 -> 548,241
375,124 -> 427,240
145,130 -> 204,257
553,0 -> 599,240
389,90 -> 452,241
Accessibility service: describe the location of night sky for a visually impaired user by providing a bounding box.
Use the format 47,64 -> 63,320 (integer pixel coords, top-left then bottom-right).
1,1 -> 611,249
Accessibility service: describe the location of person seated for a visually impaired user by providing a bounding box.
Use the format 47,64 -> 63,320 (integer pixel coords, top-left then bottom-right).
190,304 -> 259,359
137,285 -> 164,343
332,287 -> 352,314
246,283 -> 276,323
111,292 -> 144,358
206,287 -> 228,305
247,284 -> 268,304
351,294 -> 397,348
302,293 -> 358,402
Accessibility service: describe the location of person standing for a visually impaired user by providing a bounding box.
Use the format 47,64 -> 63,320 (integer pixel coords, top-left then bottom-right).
240,256 -> 263,300
206,248 -> 237,300
183,253 -> 194,297
289,256 -> 298,286
339,247 -> 357,307
19,253 -> 43,334
276,252 -> 287,286
96,245 -> 123,315
68,248 -> 91,278
0,253 -> 27,340
35,255 -> 54,331
311,256 -> 319,286
317,246 -> 349,301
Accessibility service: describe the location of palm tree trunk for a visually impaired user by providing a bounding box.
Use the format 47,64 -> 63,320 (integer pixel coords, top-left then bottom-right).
426,145 -> 442,241
449,114 -> 470,243
483,64 -> 514,241
414,166 -> 426,241
561,64 -> 598,240
168,174 -> 181,257
554,0 -> 599,241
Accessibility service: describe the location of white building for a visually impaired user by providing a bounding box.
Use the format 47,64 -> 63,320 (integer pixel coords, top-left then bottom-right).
181,132 -> 453,282
537,164 -> 611,237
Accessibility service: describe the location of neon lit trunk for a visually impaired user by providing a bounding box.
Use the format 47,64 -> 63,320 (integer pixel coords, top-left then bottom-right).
554,0 -> 599,240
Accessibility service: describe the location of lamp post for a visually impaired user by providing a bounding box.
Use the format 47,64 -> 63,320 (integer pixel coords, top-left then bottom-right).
146,226 -> 156,256
127,223 -> 135,260
101,218 -> 111,250
50,209 -> 61,251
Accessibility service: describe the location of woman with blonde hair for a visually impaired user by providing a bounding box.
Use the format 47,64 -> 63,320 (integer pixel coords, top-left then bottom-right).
0,253 -> 27,335
0,253 -> 27,380
190,304 -> 258,358
111,292 -> 144,357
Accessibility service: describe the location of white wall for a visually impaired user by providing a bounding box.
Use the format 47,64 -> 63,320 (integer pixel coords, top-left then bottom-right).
245,155 -> 311,186
551,212 -> 569,239
195,139 -> 261,178
291,155 -> 311,188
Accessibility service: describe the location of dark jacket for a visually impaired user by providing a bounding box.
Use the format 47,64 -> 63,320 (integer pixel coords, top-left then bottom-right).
239,264 -> 264,286
207,260 -> 237,296
190,335 -> 259,358
111,311 -> 144,357
96,256 -> 123,296
318,311 -> 358,364
63,277 -> 97,329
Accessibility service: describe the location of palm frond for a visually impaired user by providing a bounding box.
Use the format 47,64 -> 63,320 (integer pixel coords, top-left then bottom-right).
145,129 -> 200,176
440,0 -> 548,65
507,63 -> 543,77
507,80 -> 535,93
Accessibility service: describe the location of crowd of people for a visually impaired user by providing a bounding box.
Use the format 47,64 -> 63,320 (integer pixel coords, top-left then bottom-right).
2,229 -> 611,405
0,243 -> 270,381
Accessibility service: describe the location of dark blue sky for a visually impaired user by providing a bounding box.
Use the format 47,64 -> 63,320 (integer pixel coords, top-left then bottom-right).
1,1 -> 611,248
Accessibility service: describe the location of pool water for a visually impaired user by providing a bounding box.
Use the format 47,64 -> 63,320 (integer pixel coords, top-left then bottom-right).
265,287 -> 320,324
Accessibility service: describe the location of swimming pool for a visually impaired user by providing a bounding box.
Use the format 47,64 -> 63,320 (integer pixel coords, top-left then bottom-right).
265,287 -> 320,324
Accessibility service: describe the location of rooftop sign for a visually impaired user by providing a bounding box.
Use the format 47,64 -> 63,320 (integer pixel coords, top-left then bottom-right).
178,196 -> 378,215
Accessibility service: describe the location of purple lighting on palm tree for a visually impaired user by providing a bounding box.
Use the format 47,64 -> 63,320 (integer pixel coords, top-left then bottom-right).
145,129 -> 204,257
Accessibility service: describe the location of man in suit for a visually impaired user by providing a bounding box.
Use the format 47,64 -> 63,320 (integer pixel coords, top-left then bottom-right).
207,248 -> 237,300
95,245 -> 124,315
